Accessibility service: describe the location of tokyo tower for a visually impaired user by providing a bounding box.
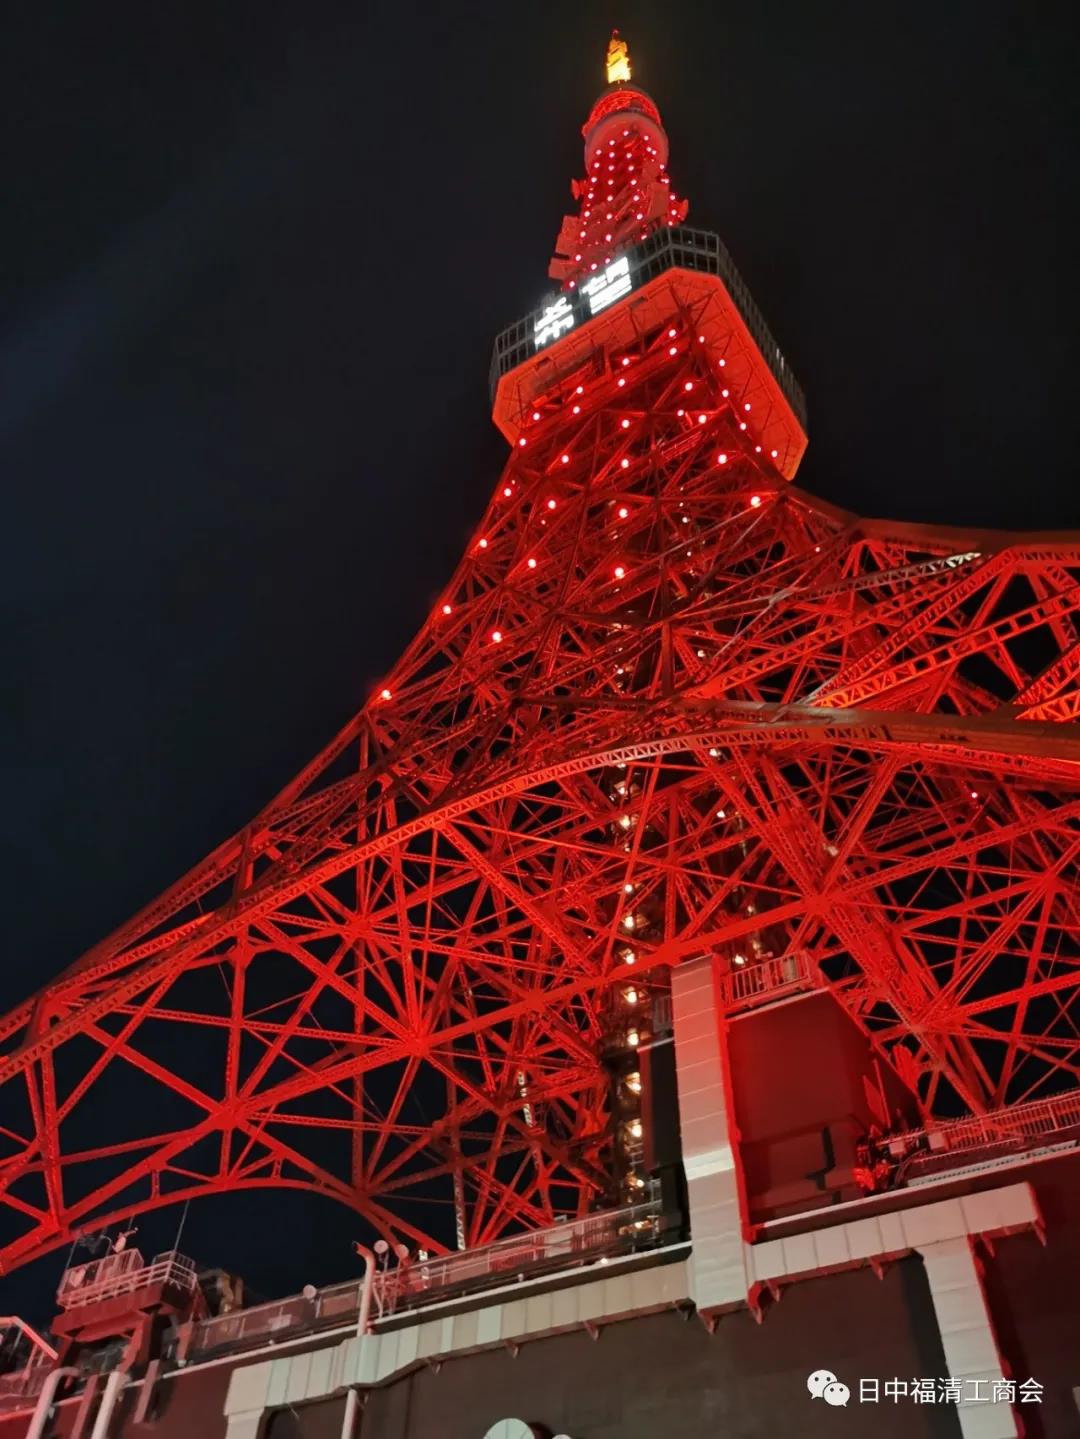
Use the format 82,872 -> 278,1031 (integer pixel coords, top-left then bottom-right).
1,31 -> 1078,1280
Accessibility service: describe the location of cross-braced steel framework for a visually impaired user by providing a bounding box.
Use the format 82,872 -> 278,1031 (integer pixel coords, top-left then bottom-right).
1,70 -> 1078,1280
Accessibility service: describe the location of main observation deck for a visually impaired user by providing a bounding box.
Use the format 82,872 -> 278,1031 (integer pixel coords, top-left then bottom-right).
490,226 -> 808,477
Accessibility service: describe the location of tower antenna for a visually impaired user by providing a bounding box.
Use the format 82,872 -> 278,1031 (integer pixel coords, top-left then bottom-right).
606,29 -> 631,85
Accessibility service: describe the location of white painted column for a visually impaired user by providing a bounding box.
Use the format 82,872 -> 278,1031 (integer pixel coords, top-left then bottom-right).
919,1237 -> 1019,1439
671,955 -> 750,1312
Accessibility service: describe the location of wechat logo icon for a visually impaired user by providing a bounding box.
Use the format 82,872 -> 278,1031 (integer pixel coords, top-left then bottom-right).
807,1370 -> 851,1407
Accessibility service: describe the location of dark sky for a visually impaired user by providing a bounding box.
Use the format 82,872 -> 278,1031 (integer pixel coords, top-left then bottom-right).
2,0 -> 1077,1317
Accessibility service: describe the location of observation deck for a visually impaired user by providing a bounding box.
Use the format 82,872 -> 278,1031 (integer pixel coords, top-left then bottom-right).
490,226 -> 807,476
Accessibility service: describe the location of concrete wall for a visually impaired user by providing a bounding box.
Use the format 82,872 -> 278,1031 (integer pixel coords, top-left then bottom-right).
979,1155 -> 1080,1439
357,1259 -> 955,1439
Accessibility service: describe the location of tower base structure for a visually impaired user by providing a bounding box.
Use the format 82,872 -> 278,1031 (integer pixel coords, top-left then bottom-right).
4,968 -> 1080,1438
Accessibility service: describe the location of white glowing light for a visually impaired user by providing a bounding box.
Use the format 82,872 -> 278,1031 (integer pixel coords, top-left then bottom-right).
581,255 -> 632,315
534,294 -> 575,349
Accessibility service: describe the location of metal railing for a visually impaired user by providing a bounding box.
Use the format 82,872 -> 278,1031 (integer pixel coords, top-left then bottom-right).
58,1249 -> 197,1310
719,951 -> 813,1011
895,1088 -> 1080,1161
375,1188 -> 663,1319
489,226 -> 807,427
184,1189 -> 665,1361
0,1362 -> 49,1408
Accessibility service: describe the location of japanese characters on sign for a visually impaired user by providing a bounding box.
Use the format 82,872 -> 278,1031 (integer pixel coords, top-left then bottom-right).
532,256 -> 636,353
533,295 -> 576,349
581,256 -> 633,316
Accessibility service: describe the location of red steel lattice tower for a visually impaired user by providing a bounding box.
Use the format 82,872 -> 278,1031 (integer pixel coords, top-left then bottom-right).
1,36 -> 1079,1276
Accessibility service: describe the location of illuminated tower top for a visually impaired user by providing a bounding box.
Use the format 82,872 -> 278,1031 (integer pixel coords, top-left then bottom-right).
549,31 -> 689,290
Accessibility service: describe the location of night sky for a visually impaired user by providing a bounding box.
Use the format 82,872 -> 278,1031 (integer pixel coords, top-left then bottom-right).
2,1 -> 1076,1319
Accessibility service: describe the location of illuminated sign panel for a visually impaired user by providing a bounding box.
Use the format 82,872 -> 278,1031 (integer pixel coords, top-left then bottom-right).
533,294 -> 576,348
532,255 -> 636,352
582,255 -> 632,315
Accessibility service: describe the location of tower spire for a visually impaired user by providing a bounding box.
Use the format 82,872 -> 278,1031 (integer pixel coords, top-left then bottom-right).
549,33 -> 689,288
605,29 -> 631,85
